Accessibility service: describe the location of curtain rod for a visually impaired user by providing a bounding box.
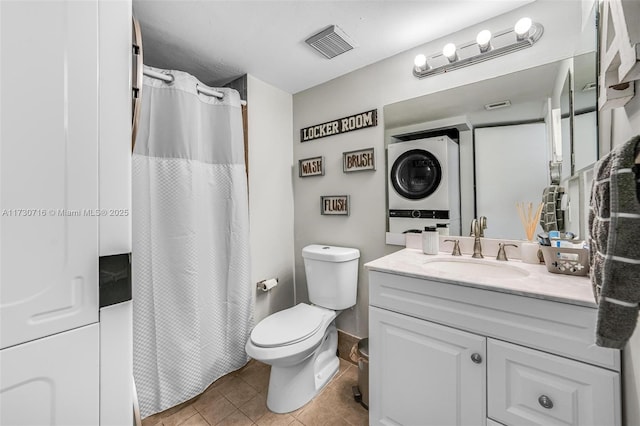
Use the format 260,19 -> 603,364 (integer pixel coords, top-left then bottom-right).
143,68 -> 247,106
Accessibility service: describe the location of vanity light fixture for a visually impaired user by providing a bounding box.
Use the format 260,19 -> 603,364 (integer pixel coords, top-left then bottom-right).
414,54 -> 429,73
442,43 -> 458,62
412,17 -> 543,79
476,30 -> 492,53
514,17 -> 533,41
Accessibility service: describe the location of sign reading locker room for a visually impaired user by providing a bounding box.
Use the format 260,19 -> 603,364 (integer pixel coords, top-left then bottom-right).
300,109 -> 378,142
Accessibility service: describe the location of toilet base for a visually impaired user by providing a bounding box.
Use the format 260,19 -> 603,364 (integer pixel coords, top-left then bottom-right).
266,323 -> 339,413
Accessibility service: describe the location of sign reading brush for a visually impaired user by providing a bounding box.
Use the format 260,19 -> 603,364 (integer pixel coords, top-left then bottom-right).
343,148 -> 375,173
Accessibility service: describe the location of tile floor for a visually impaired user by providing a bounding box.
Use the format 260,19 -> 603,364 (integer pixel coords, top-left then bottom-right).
141,358 -> 368,426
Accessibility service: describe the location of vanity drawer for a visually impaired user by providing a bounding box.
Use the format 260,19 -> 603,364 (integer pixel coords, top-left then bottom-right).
487,339 -> 620,426
369,271 -> 620,371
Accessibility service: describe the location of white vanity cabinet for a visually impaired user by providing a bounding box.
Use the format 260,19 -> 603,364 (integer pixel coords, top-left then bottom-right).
370,306 -> 486,425
368,268 -> 621,426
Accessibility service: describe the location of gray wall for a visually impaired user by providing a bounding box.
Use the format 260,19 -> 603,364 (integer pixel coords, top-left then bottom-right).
292,1 -> 584,337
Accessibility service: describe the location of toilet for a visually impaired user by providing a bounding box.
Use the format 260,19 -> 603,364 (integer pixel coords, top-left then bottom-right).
245,244 -> 360,413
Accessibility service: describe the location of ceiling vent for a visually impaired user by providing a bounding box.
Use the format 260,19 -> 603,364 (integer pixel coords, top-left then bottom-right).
484,100 -> 512,110
305,25 -> 358,59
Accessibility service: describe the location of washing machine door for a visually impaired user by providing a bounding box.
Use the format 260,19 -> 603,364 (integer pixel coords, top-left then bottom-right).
390,149 -> 442,200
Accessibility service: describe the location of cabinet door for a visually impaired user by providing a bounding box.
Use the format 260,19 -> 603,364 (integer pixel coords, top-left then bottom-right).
0,324 -> 99,425
488,339 -> 621,426
0,0 -> 99,349
370,306 -> 486,426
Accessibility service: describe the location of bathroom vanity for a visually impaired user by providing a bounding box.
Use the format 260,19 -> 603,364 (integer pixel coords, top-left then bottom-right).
366,249 -> 621,426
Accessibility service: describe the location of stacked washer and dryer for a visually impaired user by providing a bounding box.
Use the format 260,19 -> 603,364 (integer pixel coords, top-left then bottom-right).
387,136 -> 461,235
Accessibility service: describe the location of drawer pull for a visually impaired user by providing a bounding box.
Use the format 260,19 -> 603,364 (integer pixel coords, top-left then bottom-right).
538,395 -> 554,409
470,353 -> 482,364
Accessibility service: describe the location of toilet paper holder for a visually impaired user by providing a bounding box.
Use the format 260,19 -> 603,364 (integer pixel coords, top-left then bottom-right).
257,278 -> 279,292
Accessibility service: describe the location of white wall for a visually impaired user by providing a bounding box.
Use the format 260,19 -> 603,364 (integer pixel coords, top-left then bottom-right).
292,0 -> 584,337
606,79 -> 640,426
247,75 -> 295,324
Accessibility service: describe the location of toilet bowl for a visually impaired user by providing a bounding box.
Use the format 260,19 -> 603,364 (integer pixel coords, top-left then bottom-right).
245,303 -> 339,413
245,244 -> 360,413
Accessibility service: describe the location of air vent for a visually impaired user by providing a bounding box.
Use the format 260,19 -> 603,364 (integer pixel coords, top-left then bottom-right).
484,100 -> 512,110
305,25 -> 358,59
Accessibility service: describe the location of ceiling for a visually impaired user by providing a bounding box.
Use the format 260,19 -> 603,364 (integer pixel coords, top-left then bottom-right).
133,0 -> 533,94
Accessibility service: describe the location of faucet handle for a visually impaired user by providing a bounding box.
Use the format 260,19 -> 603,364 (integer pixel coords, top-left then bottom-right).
444,239 -> 462,256
470,219 -> 478,237
496,242 -> 518,261
478,216 -> 487,237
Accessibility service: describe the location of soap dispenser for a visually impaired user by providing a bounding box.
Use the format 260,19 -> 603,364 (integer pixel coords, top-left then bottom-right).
422,226 -> 439,255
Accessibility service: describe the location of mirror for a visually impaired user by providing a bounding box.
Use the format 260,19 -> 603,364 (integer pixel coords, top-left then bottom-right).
560,71 -> 572,180
384,52 -> 597,241
572,51 -> 598,171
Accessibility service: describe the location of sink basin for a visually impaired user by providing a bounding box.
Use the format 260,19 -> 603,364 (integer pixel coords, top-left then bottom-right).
422,258 -> 530,280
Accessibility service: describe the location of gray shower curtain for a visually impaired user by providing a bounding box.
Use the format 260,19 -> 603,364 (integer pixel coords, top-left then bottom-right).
132,66 -> 252,418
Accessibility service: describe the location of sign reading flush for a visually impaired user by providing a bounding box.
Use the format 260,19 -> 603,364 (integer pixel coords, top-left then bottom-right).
300,109 -> 377,142
321,195 -> 349,216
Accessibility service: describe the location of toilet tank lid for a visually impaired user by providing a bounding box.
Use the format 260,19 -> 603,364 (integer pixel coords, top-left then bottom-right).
302,245 -> 360,262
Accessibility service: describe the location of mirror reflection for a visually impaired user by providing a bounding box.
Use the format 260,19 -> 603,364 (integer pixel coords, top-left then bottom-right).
384,52 -> 597,241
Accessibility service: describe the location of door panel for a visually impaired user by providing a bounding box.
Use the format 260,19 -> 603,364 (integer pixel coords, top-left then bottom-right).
0,324 -> 100,425
0,0 -> 99,349
370,306 -> 485,426
474,123 -> 548,239
488,339 -> 621,426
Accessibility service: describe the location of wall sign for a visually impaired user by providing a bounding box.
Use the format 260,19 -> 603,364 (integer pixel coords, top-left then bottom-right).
343,148 -> 375,173
300,109 -> 378,142
321,195 -> 349,216
299,156 -> 324,177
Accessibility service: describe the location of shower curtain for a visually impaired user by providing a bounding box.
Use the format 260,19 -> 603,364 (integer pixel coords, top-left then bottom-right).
132,67 -> 252,418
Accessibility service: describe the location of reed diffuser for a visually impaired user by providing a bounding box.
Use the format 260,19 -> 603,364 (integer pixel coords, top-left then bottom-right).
516,201 -> 543,242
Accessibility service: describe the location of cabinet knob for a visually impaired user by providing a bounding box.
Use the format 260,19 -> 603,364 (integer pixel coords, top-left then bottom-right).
470,353 -> 482,364
538,395 -> 554,409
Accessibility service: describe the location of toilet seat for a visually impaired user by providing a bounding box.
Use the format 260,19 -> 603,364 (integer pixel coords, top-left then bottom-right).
250,304 -> 327,348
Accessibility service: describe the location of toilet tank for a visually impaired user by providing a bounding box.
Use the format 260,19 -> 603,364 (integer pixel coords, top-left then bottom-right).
302,245 -> 360,310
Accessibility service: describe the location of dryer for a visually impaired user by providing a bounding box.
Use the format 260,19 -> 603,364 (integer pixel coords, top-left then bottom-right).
387,136 -> 460,235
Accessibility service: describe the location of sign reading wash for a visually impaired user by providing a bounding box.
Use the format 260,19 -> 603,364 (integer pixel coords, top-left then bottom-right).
300,109 -> 378,142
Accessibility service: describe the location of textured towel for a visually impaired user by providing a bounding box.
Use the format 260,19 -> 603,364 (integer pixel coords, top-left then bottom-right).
589,135 -> 640,349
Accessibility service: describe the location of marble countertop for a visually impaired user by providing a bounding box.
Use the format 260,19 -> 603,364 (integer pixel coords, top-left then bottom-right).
365,248 -> 597,308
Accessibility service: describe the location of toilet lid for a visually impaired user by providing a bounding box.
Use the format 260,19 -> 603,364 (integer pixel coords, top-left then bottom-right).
250,304 -> 325,348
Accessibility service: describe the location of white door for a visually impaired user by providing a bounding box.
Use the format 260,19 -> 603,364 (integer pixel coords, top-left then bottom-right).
474,123 -> 548,240
0,0 -> 99,349
0,324 -> 100,426
488,339 -> 621,426
369,306 -> 486,426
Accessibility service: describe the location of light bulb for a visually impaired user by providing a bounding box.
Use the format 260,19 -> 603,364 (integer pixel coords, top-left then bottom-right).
476,30 -> 492,52
514,17 -> 532,40
414,54 -> 428,72
442,43 -> 458,62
